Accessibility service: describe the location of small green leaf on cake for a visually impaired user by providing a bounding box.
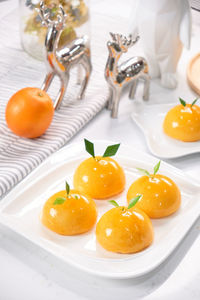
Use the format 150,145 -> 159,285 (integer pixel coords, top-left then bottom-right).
108,200 -> 119,207
65,181 -> 70,196
128,195 -> 142,209
153,161 -> 161,175
179,98 -> 186,107
84,139 -> 95,158
103,144 -> 120,157
53,197 -> 66,205
191,98 -> 198,107
136,168 -> 151,177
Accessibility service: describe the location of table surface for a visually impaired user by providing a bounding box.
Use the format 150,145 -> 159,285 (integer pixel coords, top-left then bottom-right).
0,1 -> 200,299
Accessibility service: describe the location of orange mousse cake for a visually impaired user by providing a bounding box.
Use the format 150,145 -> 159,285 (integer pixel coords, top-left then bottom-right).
127,161 -> 181,218
163,98 -> 200,142
74,139 -> 125,199
96,197 -> 154,254
41,182 -> 97,235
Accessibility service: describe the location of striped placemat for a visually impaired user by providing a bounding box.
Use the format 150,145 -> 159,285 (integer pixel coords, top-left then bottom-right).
0,8 -> 115,199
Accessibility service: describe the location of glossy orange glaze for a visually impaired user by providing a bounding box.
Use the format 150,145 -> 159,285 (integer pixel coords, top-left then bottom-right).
73,156 -> 125,199
41,189 -> 97,235
96,206 -> 153,254
163,104 -> 200,142
127,174 -> 181,218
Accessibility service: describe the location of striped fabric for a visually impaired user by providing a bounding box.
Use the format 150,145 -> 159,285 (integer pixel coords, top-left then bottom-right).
0,9 -> 110,199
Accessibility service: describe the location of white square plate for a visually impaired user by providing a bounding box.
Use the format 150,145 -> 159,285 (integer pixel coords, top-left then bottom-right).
0,141 -> 199,279
131,101 -> 200,158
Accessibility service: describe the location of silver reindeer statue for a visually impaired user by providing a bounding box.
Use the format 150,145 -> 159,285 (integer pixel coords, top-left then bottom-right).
105,33 -> 150,118
37,1 -> 92,110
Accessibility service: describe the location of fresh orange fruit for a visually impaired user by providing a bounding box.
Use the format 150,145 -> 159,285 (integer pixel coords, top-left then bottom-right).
96,205 -> 153,254
127,174 -> 181,218
73,156 -> 125,199
5,87 -> 54,138
163,103 -> 200,142
41,189 -> 97,235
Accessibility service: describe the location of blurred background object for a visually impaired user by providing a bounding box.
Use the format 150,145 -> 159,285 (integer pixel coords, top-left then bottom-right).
129,0 -> 191,89
187,1 -> 200,95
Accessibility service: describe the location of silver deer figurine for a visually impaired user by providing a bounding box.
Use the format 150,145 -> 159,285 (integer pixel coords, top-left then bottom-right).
37,1 -> 92,110
105,33 -> 150,118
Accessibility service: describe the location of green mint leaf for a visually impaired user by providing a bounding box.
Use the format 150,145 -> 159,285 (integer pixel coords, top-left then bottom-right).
191,98 -> 198,107
136,168 -> 151,177
103,143 -> 120,157
84,139 -> 95,158
65,181 -> 70,195
53,197 -> 66,205
153,161 -> 161,175
108,200 -> 119,207
179,98 -> 186,107
74,195 -> 78,199
128,195 -> 142,209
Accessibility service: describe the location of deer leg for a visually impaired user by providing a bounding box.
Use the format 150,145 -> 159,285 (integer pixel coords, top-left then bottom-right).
41,72 -> 54,92
107,87 -> 113,110
129,79 -> 138,99
76,64 -> 83,85
111,88 -> 121,118
78,56 -> 92,100
142,73 -> 150,101
54,75 -> 69,110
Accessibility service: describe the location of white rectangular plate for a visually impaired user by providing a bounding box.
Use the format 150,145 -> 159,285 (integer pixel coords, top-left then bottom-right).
131,101 -> 200,158
0,140 -> 200,279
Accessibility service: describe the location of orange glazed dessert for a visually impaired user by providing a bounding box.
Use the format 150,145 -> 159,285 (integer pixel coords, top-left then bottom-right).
127,161 -> 181,219
73,139 -> 125,199
96,196 -> 154,254
163,98 -> 200,142
41,182 -> 97,235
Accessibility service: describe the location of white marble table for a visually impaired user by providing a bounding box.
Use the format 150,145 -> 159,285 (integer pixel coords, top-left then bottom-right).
0,1 -> 200,299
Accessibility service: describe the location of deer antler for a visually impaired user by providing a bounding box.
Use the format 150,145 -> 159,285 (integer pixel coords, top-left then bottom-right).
36,1 -> 67,27
109,32 -> 117,42
109,32 -> 140,50
109,33 -> 123,46
36,1 -> 52,26
57,4 -> 67,25
124,34 -> 140,48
